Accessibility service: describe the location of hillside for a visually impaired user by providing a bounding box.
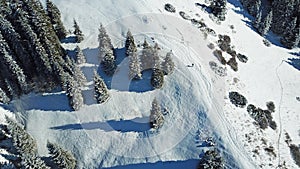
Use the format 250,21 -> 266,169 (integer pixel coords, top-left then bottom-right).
0,0 -> 300,169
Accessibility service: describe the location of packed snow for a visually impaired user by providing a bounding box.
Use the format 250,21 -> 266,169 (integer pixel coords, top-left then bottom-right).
1,0 -> 300,168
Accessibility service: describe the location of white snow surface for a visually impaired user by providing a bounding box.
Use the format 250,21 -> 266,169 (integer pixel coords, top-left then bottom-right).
0,0 -> 300,168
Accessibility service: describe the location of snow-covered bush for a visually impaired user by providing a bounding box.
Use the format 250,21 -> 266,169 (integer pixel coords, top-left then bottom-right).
289,144 -> 300,167
246,104 -> 277,130
266,101 -> 275,112
210,0 -> 227,21
229,92 -> 247,108
213,50 -> 226,65
198,149 -> 224,169
237,53 -> 248,63
227,57 -> 238,72
209,61 -> 227,77
164,3 -> 176,13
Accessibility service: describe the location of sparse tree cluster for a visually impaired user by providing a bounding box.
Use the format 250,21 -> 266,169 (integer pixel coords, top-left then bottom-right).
47,141 -> 77,169
198,149 -> 224,169
149,98 -> 164,129
5,116 -> 49,168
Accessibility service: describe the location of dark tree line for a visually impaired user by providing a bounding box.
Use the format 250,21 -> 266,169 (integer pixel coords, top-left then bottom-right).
0,0 -> 86,110
241,0 -> 300,48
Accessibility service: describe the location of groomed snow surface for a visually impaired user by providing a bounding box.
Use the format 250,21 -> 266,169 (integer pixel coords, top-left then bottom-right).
1,0 -> 300,168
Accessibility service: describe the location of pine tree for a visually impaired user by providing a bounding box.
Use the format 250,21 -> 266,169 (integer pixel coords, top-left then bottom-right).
65,57 -> 87,87
210,0 -> 227,21
73,19 -> 84,43
152,43 -> 161,70
149,98 -> 164,129
281,26 -> 300,49
248,0 -> 261,16
151,69 -> 164,89
125,30 -> 137,56
129,51 -> 142,79
272,0 -> 295,35
98,24 -> 114,59
258,10 -> 273,36
253,10 -> 262,29
46,0 -> 67,40
47,141 -> 76,169
21,154 -> 50,169
101,52 -> 117,76
94,71 -> 109,104
65,75 -> 83,111
0,87 -> 10,104
161,51 -> 175,75
75,46 -> 86,64
140,40 -> 153,70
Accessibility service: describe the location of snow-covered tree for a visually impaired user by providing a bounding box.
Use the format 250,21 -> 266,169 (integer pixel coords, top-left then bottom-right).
152,43 -> 161,70
73,19 -> 84,43
101,52 -> 117,76
65,75 -> 83,111
46,0 -> 67,40
94,71 -> 109,104
75,46 -> 86,64
151,69 -> 164,89
161,51 -> 175,75
150,98 -> 164,129
210,0 -> 227,21
281,26 -> 300,49
47,141 -> 76,169
198,149 -> 224,169
125,30 -> 137,56
258,10 -> 273,36
98,24 -> 114,59
0,88 -> 10,104
253,10 -> 262,29
65,57 -> 87,87
248,0 -> 261,16
5,116 -> 38,156
21,154 -> 50,169
129,51 -> 142,79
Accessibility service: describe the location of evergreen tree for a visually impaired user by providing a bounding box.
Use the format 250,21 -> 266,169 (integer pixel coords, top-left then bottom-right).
210,0 -> 227,21
248,0 -> 261,16
161,51 -> 175,75
98,24 -> 114,59
21,154 -> 50,169
65,57 -> 87,87
272,0 -> 295,35
149,98 -> 164,129
73,19 -> 84,43
0,87 -> 10,104
151,69 -> 164,89
258,10 -> 273,36
253,10 -> 262,29
101,52 -> 117,76
46,0 -> 67,40
281,26 -> 300,49
198,149 -> 224,169
5,116 -> 38,156
140,40 -> 153,70
75,46 -> 86,64
152,43 -> 161,70
47,141 -> 76,169
94,71 -> 110,104
65,75 -> 83,111
129,51 -> 142,79
125,30 -> 137,56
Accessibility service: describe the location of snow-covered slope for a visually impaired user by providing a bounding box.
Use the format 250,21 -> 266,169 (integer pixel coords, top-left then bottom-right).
1,0 -> 300,168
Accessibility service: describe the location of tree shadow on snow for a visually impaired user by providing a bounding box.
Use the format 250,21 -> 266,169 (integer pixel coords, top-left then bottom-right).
50,117 -> 151,133
100,159 -> 199,169
287,53 -> 300,71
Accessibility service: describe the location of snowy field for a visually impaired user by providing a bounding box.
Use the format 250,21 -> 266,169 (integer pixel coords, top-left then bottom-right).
1,0 -> 300,168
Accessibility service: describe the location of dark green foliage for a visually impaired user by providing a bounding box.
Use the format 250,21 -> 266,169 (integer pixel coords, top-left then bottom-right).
151,69 -> 164,89
0,87 -> 10,104
47,141 -> 76,169
94,71 -> 109,104
198,149 -> 224,169
73,19 -> 84,43
46,0 -> 67,40
229,91 -> 247,108
281,26 -> 300,49
150,98 -> 164,129
289,144 -> 300,167
218,35 -> 231,52
257,11 -> 273,36
210,0 -> 227,21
